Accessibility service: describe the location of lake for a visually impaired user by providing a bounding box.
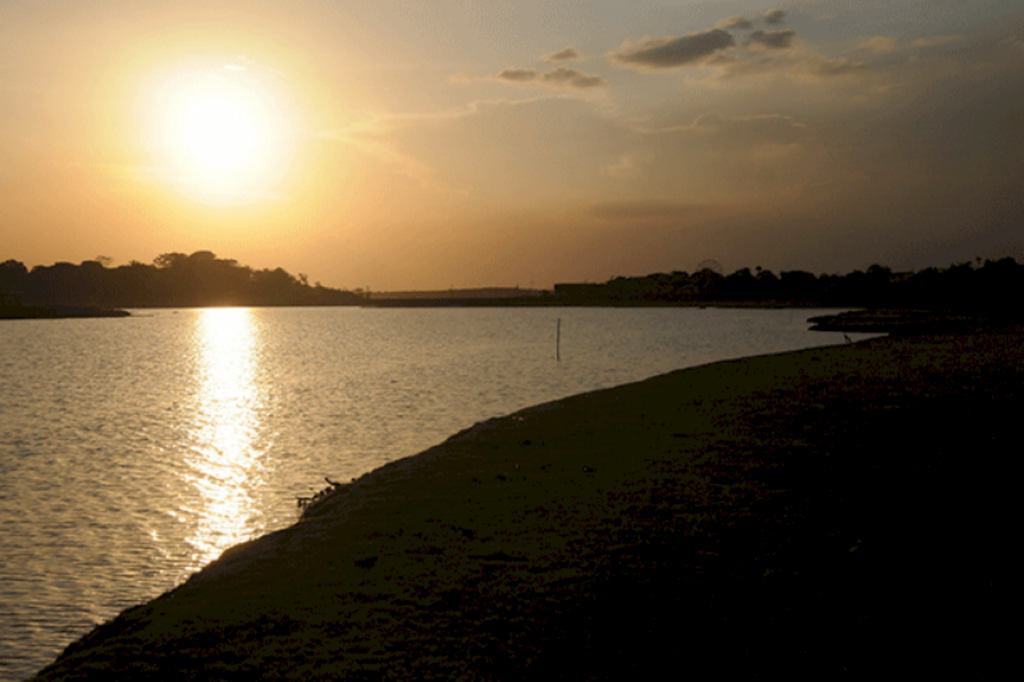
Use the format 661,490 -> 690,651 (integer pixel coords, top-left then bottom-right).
0,306 -> 871,680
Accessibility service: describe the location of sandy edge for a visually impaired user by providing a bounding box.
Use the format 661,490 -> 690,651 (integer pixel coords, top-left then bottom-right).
32,332 -> 1021,680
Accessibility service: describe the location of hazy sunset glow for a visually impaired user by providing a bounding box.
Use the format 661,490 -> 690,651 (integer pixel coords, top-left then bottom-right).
2,0 -> 1022,289
140,62 -> 299,203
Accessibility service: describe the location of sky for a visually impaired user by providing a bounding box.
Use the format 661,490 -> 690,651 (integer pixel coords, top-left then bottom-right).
1,0 -> 1023,290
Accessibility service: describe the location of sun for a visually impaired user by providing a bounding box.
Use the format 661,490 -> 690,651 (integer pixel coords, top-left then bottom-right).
179,96 -> 260,172
142,62 -> 296,203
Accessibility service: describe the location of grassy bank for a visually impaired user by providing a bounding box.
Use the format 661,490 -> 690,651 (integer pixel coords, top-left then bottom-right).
33,332 -> 1020,679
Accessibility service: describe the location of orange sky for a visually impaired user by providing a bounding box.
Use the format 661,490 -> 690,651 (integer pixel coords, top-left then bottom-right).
2,1 -> 1023,290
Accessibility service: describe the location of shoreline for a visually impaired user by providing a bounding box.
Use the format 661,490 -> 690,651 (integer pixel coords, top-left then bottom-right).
32,331 -> 1020,679
0,304 -> 130,319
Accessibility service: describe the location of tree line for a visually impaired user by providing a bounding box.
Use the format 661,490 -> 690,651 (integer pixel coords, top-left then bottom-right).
0,251 -> 363,311
3,251 -> 1022,318
553,259 -> 1024,319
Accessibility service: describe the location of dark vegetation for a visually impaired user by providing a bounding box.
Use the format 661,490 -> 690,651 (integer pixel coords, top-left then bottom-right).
0,251 -> 362,315
3,251 -> 1022,321
553,258 -> 1024,320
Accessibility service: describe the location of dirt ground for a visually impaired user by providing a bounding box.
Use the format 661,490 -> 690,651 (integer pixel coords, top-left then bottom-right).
33,331 -> 1021,680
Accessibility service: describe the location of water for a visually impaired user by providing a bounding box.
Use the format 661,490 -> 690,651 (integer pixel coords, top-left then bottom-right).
0,306 -> 870,680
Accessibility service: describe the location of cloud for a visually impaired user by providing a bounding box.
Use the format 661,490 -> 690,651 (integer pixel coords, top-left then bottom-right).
609,29 -> 736,70
589,201 -> 714,220
602,154 -> 636,178
716,17 -> 753,30
859,36 -> 898,53
853,35 -> 964,55
711,47 -> 867,81
381,97 -> 636,208
605,22 -> 869,83
911,35 -> 966,49
807,55 -> 867,77
746,29 -> 797,50
316,121 -> 436,185
491,66 -> 606,89
543,47 -> 582,62
645,113 -> 807,148
493,67 -> 537,83
540,67 -> 606,88
764,9 -> 786,25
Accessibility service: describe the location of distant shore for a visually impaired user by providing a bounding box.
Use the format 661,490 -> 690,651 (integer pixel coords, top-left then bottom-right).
0,304 -> 130,320
360,296 -> 845,309
807,308 -> 1015,334
33,331 -> 1020,679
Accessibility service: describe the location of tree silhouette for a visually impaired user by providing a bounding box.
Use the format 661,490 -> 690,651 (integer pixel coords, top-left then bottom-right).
1,252 -> 362,311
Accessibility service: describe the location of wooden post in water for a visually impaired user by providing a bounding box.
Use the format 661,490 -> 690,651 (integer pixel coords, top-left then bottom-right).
556,318 -> 561,362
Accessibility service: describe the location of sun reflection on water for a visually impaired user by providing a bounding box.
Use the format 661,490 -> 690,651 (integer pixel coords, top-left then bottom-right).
182,308 -> 267,570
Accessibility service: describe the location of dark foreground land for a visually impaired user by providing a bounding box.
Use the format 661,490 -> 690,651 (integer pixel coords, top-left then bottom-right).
33,332 -> 1020,680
